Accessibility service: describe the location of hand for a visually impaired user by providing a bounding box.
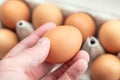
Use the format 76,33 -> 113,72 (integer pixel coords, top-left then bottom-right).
0,23 -> 89,80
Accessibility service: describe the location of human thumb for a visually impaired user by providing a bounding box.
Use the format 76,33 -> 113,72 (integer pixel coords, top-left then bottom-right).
11,37 -> 50,67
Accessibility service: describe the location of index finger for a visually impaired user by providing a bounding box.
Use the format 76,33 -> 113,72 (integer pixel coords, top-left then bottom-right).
5,23 -> 56,58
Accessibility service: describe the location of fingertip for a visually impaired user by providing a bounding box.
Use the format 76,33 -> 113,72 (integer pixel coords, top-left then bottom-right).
34,22 -> 57,37
44,22 -> 57,27
38,22 -> 57,29
37,37 -> 50,49
62,59 -> 88,80
78,50 -> 90,63
38,37 -> 50,44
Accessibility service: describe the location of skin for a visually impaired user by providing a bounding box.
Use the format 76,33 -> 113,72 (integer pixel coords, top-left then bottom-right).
0,23 -> 89,80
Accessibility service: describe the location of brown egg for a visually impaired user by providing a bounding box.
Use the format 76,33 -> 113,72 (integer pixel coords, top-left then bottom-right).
32,3 -> 63,29
0,0 -> 30,30
90,54 -> 120,80
64,12 -> 96,41
44,26 -> 82,64
0,28 -> 18,59
98,20 -> 120,54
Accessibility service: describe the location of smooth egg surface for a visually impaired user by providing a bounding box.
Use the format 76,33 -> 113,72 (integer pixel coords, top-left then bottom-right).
44,25 -> 82,64
64,12 -> 96,41
90,54 -> 120,80
0,0 -> 30,30
32,3 -> 63,29
98,20 -> 120,54
0,28 -> 18,59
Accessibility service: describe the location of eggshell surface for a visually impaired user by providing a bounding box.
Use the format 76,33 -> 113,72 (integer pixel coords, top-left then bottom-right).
0,0 -> 30,30
44,26 -> 82,64
90,54 -> 120,80
0,28 -> 18,59
64,12 -> 96,41
32,3 -> 63,29
98,20 -> 120,53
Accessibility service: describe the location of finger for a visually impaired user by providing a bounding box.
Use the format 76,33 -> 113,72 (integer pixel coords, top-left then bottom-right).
10,37 -> 54,80
1,37 -> 54,80
69,50 -> 90,65
44,59 -> 88,80
11,37 -> 50,66
58,59 -> 88,80
28,62 -> 54,80
53,50 -> 89,78
5,23 -> 56,58
44,50 -> 89,79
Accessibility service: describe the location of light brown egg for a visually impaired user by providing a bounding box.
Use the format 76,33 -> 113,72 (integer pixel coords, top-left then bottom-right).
44,25 -> 82,64
32,3 -> 63,29
0,0 -> 30,30
90,54 -> 120,80
64,12 -> 96,41
98,20 -> 120,54
0,28 -> 18,59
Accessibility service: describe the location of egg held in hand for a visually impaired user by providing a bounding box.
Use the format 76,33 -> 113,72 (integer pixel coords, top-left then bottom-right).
44,26 -> 83,64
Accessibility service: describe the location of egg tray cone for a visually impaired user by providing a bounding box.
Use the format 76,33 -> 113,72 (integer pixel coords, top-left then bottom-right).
16,20 -> 34,40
